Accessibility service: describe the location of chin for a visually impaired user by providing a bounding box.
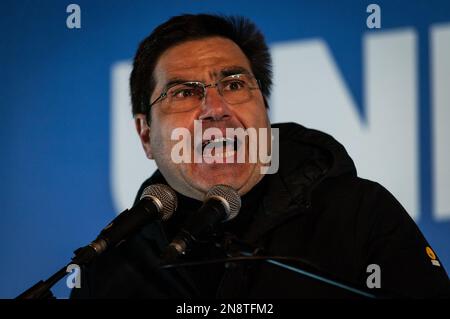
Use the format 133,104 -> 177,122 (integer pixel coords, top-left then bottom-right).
187,162 -> 257,194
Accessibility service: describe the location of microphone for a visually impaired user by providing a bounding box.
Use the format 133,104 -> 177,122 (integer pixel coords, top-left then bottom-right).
72,184 -> 177,265
161,184 -> 241,262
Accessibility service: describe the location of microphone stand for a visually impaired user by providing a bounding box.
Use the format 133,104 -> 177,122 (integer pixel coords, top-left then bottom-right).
16,244 -> 99,299
17,184 -> 178,299
16,266 -> 69,299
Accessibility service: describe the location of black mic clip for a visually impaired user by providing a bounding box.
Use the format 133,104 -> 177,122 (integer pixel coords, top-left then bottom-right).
220,232 -> 264,258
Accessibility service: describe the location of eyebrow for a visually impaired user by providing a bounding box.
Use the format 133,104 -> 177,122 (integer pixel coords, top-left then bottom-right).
163,77 -> 193,90
162,66 -> 252,90
220,66 -> 251,77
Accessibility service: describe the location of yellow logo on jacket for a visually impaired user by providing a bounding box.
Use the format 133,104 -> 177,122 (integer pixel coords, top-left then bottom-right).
426,246 -> 441,267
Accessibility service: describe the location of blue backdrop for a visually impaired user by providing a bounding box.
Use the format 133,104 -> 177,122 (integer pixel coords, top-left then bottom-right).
1,0 -> 449,298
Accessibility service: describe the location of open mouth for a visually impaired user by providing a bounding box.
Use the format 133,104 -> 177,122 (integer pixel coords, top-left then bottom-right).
200,136 -> 240,159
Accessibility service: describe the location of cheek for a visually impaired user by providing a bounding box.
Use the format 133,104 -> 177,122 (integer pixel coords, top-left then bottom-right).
236,102 -> 269,128
150,114 -> 196,155
149,121 -> 170,156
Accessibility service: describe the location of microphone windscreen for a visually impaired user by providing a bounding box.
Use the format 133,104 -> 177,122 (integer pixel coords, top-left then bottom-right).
205,184 -> 241,221
140,184 -> 178,220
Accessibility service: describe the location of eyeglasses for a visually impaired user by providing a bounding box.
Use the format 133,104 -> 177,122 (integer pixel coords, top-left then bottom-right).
149,73 -> 260,113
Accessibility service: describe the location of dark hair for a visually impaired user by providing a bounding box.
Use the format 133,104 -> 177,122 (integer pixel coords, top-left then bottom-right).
129,14 -> 272,120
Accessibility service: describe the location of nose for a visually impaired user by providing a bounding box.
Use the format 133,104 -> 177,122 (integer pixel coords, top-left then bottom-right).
198,86 -> 232,122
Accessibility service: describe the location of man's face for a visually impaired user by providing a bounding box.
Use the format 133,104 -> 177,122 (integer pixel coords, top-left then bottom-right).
135,37 -> 271,200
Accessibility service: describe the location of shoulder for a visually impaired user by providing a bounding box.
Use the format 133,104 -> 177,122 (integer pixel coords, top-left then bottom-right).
312,175 -> 413,231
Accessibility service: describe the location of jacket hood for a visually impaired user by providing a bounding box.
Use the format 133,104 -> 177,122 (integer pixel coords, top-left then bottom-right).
273,122 -> 356,180
272,122 -> 357,206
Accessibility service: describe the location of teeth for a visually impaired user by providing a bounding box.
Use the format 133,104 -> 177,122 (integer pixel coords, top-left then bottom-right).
203,150 -> 236,158
214,137 -> 234,143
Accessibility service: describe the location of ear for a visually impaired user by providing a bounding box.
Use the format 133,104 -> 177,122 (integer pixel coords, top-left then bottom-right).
134,114 -> 153,159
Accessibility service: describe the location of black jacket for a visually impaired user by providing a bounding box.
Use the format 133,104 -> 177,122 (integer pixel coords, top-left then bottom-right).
71,122 -> 450,298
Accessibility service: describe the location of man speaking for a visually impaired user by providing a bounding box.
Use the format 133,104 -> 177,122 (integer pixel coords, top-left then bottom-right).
71,14 -> 449,298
